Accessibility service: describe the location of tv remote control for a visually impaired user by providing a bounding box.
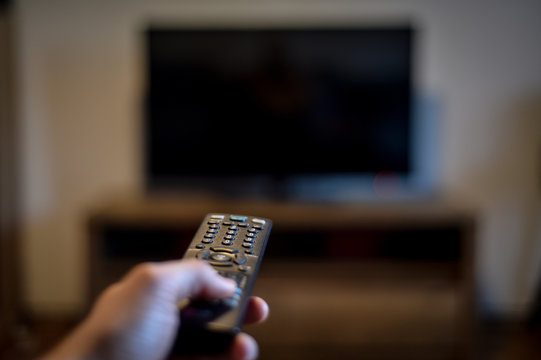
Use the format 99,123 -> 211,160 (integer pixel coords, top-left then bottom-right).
171,213 -> 272,355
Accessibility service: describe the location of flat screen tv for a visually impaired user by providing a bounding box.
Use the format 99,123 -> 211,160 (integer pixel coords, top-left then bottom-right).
144,26 -> 418,200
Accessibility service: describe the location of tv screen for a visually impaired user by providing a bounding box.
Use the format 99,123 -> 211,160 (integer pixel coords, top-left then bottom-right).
144,26 -> 414,196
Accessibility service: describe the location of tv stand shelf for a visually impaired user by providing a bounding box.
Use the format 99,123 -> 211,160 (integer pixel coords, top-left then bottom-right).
89,195 -> 474,227
87,196 -> 476,359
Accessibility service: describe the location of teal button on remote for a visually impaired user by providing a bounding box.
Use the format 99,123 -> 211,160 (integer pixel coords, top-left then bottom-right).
230,215 -> 246,222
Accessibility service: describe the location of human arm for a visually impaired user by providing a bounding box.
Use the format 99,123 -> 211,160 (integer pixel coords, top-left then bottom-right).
40,259 -> 269,360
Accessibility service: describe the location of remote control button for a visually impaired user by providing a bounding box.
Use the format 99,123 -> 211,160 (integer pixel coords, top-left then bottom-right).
210,253 -> 232,262
226,230 -> 236,235
228,225 -> 238,230
222,240 -> 233,246
230,215 -> 246,222
204,234 -> 215,239
245,249 -> 255,255
210,246 -> 239,254
206,229 -> 218,234
233,253 -> 247,265
238,223 -> 249,227
207,261 -> 233,267
202,238 -> 213,244
238,265 -> 251,272
242,243 -> 253,249
248,228 -> 258,233
244,237 -> 254,243
209,224 -> 220,229
253,224 -> 264,230
210,215 -> 225,220
223,221 -> 233,226
208,220 -> 220,224
246,232 -> 256,238
196,244 -> 205,249
252,218 -> 266,225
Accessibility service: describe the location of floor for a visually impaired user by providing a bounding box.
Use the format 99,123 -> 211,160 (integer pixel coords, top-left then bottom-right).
1,316 -> 540,360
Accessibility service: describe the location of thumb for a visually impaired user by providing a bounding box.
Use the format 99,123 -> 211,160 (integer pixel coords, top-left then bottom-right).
155,259 -> 237,302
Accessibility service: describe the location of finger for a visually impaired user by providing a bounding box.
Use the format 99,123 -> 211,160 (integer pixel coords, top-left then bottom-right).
144,259 -> 237,302
243,296 -> 269,325
168,259 -> 237,300
228,333 -> 258,360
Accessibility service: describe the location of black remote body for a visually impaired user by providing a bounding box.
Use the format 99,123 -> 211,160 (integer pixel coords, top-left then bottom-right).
172,213 -> 272,355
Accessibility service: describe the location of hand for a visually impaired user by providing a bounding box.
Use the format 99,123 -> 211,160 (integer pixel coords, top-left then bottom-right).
41,259 -> 269,360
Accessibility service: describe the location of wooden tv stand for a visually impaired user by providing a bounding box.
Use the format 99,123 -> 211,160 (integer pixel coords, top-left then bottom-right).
87,196 -> 477,359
